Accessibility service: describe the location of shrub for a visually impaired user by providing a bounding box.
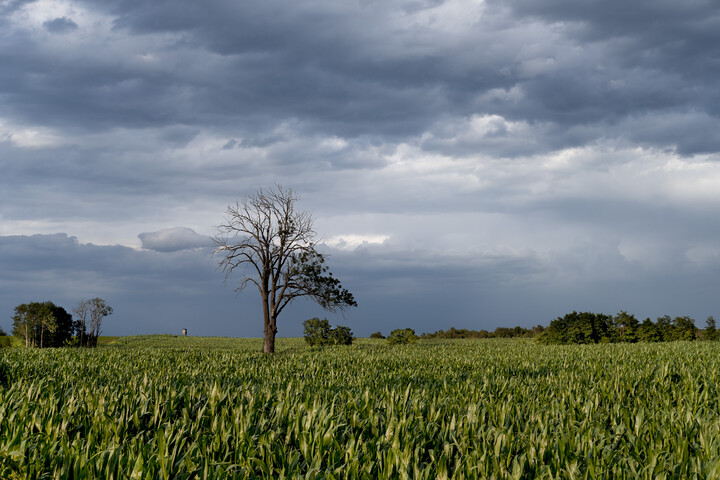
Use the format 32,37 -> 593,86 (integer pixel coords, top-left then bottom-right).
0,336 -> 13,348
303,318 -> 331,346
369,331 -> 385,339
387,328 -> 417,345
303,318 -> 353,346
330,326 -> 353,345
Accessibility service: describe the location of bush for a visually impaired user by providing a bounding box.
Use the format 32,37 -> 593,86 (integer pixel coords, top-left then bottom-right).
369,331 -> 385,339
0,336 -> 13,348
330,326 -> 353,345
303,318 -> 353,346
387,328 -> 417,345
303,318 -> 331,346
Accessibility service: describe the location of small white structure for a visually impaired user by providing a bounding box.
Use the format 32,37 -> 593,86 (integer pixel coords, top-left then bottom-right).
182,328 -> 187,336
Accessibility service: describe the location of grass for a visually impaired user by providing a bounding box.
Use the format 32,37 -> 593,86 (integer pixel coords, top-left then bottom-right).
2,337 -> 720,478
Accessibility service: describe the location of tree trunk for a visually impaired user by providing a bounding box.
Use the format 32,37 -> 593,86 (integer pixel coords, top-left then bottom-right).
263,313 -> 277,353
263,327 -> 276,354
261,288 -> 276,354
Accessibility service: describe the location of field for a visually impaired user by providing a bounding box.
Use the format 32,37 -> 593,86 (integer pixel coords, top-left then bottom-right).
1,337 -> 720,479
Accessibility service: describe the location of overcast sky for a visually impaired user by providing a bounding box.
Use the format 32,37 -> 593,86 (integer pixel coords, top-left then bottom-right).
2,0 -> 720,337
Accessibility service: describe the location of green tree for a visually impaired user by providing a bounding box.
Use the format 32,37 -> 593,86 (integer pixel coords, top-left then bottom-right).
613,311 -> 639,343
370,331 -> 385,339
704,316 -> 718,341
655,315 -> 673,341
12,302 -> 73,348
539,312 -> 612,344
39,310 -> 57,349
214,186 -> 357,354
13,303 -> 37,347
672,316 -> 696,341
330,325 -> 353,345
303,318 -> 353,346
303,317 -> 331,346
387,328 -> 418,345
637,318 -> 661,342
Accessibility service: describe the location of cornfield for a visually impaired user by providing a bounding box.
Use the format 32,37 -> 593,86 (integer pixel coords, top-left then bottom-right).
2,336 -> 720,478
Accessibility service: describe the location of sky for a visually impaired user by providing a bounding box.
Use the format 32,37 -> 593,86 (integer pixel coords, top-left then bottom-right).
2,0 -> 720,337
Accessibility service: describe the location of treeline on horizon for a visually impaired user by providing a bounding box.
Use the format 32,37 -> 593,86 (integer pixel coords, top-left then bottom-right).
538,311 -> 719,344
417,310 -> 720,345
1,299 -> 113,349
4,304 -> 718,348
421,325 -> 546,339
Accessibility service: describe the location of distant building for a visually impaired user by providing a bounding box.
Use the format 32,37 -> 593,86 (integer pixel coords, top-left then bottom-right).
182,328 -> 187,336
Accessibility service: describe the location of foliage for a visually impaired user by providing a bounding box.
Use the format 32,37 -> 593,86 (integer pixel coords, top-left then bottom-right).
387,328 -> 418,344
0,336 -> 13,348
3,338 -> 720,477
213,186 -> 356,353
422,325 -> 543,339
704,316 -> 718,341
302,317 -> 353,346
540,311 -> 700,344
303,317 -> 331,346
538,311 -> 610,344
330,325 -> 353,345
369,331 -> 385,339
11,301 -> 74,348
612,310 -> 639,342
637,317 -> 661,342
671,315 -> 696,341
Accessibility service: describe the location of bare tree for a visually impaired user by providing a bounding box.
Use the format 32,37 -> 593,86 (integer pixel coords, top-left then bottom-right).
73,299 -> 90,347
214,186 -> 357,353
75,298 -> 113,347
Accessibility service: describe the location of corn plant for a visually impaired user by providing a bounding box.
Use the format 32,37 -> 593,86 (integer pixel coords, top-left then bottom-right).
2,337 -> 720,478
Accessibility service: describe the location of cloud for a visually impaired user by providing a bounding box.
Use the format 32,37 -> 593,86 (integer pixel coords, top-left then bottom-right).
2,229 -> 720,338
138,227 -> 212,252
323,234 -> 390,251
0,233 -> 248,336
2,0 -> 716,153
42,16 -> 78,33
2,0 -> 720,337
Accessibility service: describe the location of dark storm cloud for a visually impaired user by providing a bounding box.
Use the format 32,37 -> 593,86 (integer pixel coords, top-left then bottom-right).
3,1 -> 720,336
2,232 -> 544,336
0,0 -> 716,155
495,0 -> 720,149
42,16 -> 78,33
3,210 -> 720,336
0,0 -> 34,15
0,233 -> 242,335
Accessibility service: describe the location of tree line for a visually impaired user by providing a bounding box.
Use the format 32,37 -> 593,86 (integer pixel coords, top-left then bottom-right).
420,325 -> 546,339
6,298 -> 113,348
538,311 -> 718,344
